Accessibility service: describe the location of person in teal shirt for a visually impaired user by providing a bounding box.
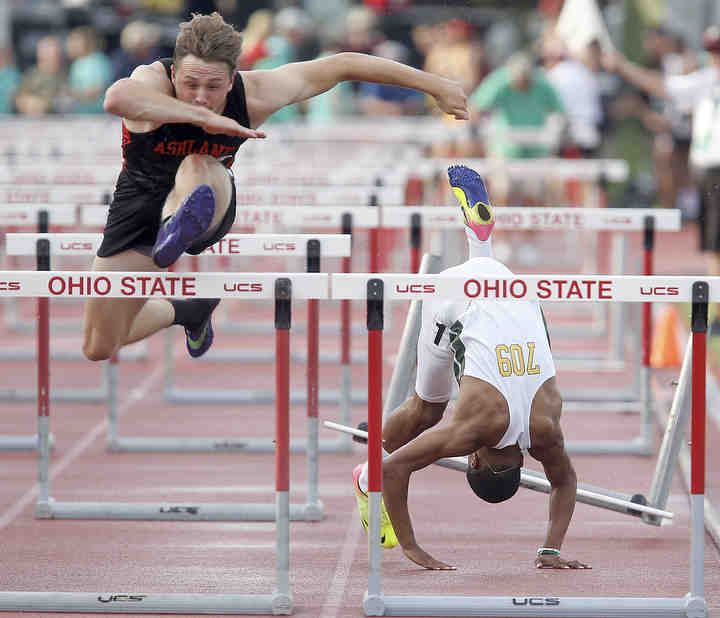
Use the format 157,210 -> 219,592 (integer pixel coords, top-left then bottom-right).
0,46 -> 21,114
470,51 -> 565,158
67,27 -> 113,114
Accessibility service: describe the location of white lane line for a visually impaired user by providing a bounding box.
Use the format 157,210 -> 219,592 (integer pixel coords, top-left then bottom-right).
319,508 -> 362,618
0,365 -> 162,531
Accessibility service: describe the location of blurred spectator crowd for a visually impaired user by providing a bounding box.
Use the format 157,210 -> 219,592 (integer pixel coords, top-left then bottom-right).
0,0 -> 719,219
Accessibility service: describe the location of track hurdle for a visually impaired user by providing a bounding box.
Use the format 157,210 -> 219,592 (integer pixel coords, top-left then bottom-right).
1,204 -> 78,334
5,232 -> 355,460
327,323 -> 700,526
322,421 -> 674,523
378,207 -> 681,456
164,234 -> 362,407
0,273 -> 297,614
0,208 -> 78,451
0,185 -> 112,205
331,272 -> 711,618
0,162 -> 415,188
1,264 -> 327,524
4,233 -> 153,404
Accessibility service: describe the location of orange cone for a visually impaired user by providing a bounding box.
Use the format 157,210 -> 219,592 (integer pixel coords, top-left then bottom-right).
650,307 -> 682,368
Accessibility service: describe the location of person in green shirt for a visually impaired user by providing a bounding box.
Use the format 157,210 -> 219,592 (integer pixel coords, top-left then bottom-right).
470,51 -> 566,260
470,51 -> 565,159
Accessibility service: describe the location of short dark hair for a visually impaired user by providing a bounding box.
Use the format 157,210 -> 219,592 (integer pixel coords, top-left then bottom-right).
174,12 -> 243,76
466,462 -> 521,503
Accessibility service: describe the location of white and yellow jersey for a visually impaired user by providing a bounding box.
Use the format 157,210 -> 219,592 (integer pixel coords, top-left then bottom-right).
415,257 -> 555,450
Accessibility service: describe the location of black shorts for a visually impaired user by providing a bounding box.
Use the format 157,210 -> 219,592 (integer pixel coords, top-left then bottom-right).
697,167 -> 720,252
97,171 -> 237,258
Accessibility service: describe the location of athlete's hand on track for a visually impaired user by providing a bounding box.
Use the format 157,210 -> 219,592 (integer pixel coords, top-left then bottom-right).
403,543 -> 457,570
433,78 -> 469,120
535,554 -> 591,570
200,113 -> 266,139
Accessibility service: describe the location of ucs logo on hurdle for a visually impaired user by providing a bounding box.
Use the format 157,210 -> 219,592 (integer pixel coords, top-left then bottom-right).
0,281 -> 21,291
97,594 -> 147,603
512,597 -> 561,606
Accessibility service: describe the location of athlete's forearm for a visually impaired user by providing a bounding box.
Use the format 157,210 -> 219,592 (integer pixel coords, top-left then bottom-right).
104,78 -> 211,126
543,471 -> 577,549
335,52 -> 451,97
382,463 -> 416,548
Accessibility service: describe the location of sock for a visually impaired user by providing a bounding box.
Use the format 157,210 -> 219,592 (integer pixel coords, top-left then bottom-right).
358,447 -> 390,494
465,227 -> 494,259
170,298 -> 220,336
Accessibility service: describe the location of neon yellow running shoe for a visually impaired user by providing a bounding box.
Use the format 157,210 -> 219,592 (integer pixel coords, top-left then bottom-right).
353,463 -> 398,548
448,165 -> 495,241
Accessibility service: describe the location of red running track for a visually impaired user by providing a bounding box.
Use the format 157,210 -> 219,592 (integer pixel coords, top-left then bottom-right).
0,225 -> 718,617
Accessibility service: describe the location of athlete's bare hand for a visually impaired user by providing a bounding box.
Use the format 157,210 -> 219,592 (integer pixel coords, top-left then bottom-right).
199,113 -> 266,138
536,554 -> 591,570
432,78 -> 469,120
403,543 -> 457,570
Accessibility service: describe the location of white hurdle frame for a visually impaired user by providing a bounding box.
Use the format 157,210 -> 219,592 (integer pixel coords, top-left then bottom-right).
0,208 -> 78,451
379,206 -> 681,456
5,233 -> 354,461
5,263 -> 329,524
330,272 -> 711,618
0,269 -> 712,614
0,271 -> 300,614
164,234 -> 358,455
322,420 -> 674,522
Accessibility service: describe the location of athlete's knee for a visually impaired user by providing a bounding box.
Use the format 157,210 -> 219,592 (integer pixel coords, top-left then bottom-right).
82,321 -> 121,361
83,335 -> 116,362
176,154 -> 219,183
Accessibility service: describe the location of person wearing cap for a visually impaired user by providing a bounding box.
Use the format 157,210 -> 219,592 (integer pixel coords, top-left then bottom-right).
604,25 -> 720,333
352,165 -> 589,571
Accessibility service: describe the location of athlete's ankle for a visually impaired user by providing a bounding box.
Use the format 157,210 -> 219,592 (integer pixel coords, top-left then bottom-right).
170,298 -> 219,331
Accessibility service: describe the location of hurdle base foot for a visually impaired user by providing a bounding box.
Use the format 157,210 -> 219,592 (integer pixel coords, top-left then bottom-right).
271,592 -> 292,615
302,501 -> 325,521
35,499 -> 53,519
363,591 -> 385,616
684,593 -> 708,618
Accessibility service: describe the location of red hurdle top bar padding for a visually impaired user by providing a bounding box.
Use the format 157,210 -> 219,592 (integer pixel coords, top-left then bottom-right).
275,279 -> 292,493
367,279 -> 384,494
690,281 -> 708,495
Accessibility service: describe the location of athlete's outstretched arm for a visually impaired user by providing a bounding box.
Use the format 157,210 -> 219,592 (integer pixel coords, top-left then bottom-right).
243,52 -> 468,127
528,421 -> 590,570
103,62 -> 264,138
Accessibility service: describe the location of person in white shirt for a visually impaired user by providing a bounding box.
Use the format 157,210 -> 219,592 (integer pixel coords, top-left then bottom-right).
542,36 -> 604,155
604,25 -> 720,334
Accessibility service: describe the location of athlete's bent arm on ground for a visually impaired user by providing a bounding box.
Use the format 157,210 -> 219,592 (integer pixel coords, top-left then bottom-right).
103,62 -> 265,138
241,52 -> 468,127
382,377 -> 510,570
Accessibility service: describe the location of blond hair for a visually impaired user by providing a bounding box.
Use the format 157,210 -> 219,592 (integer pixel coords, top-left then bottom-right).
174,12 -> 243,76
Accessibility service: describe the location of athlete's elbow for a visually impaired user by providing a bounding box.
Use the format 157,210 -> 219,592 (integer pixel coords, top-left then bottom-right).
332,52 -> 361,83
103,80 -> 130,115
